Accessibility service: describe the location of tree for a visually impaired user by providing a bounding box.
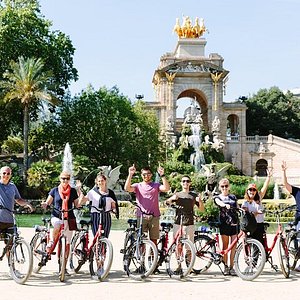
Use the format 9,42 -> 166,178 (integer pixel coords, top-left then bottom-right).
244,87 -> 300,138
1,56 -> 59,181
0,0 -> 78,145
30,86 -> 163,173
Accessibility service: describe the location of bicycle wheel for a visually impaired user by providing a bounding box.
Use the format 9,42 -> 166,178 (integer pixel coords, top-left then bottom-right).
70,231 -> 86,273
193,234 -> 216,274
30,232 -> 47,273
234,238 -> 266,281
89,237 -> 113,281
166,238 -> 196,279
9,238 -> 33,284
287,232 -> 299,270
123,239 -> 158,280
58,236 -> 67,282
277,236 -> 290,278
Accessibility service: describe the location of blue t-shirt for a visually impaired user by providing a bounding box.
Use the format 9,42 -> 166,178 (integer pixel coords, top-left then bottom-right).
49,186 -> 78,220
0,182 -> 21,223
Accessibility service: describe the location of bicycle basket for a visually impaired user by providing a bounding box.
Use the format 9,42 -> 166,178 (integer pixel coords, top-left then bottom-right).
240,211 -> 257,234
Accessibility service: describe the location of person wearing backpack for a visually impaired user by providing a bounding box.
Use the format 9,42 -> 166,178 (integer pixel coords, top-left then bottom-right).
241,169 -> 271,247
214,178 -> 239,276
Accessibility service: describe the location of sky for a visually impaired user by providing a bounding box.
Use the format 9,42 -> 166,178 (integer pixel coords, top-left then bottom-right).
39,0 -> 300,109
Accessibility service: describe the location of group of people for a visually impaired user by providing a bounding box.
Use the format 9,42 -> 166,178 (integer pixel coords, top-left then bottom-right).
1,160 -> 300,277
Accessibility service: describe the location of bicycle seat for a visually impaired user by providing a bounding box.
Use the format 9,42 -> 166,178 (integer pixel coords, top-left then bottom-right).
79,219 -> 91,227
34,225 -> 47,233
160,222 -> 173,231
127,219 -> 137,227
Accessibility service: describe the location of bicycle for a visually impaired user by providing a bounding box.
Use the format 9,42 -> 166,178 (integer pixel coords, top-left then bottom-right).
285,205 -> 300,271
262,206 -> 294,278
155,207 -> 196,279
193,208 -> 266,281
120,202 -> 158,280
30,206 -> 77,282
0,205 -> 33,284
69,205 -> 113,281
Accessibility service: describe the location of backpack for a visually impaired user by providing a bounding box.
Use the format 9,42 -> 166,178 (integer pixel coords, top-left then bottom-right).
240,211 -> 257,234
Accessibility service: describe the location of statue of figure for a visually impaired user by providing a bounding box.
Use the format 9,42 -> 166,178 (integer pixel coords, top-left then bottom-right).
166,115 -> 173,131
194,113 -> 203,126
212,116 -> 220,132
212,135 -> 224,150
204,135 -> 211,145
258,142 -> 267,153
183,111 -> 193,124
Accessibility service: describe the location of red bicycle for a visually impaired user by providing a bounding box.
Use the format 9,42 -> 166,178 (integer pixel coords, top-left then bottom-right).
69,205 -> 113,281
31,207 -> 77,282
193,208 -> 266,281
262,205 -> 295,278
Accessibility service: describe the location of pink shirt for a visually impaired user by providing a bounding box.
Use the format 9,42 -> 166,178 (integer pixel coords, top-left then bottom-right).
133,182 -> 161,217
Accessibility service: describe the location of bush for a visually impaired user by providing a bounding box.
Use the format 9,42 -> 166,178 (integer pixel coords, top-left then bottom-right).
27,160 -> 61,198
1,135 -> 23,154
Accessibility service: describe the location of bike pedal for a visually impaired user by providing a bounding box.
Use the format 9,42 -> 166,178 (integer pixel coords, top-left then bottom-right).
51,251 -> 56,255
120,249 -> 124,254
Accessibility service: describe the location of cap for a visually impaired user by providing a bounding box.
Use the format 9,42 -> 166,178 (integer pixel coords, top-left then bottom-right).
247,183 -> 257,190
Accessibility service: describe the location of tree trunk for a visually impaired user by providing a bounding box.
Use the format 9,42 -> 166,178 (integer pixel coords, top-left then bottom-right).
23,104 -> 29,184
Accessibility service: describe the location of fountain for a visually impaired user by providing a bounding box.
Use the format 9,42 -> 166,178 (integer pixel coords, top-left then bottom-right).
273,182 -> 280,200
62,142 -> 75,187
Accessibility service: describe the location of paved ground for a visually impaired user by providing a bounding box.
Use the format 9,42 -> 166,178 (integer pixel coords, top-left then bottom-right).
0,228 -> 300,300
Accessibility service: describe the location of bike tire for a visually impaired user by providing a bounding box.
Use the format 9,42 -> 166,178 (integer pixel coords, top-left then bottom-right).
193,234 -> 216,274
121,230 -> 136,270
9,238 -> 33,284
70,231 -> 86,273
286,232 -> 299,270
123,239 -> 158,280
277,236 -> 290,278
58,236 -> 67,282
166,238 -> 196,279
234,238 -> 266,281
89,237 -> 113,281
30,232 -> 47,273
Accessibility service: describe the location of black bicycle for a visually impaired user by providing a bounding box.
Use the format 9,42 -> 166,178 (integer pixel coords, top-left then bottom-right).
0,205 -> 33,284
120,202 -> 158,280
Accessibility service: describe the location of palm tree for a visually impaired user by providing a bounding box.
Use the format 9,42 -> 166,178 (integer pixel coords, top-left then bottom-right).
1,56 -> 59,182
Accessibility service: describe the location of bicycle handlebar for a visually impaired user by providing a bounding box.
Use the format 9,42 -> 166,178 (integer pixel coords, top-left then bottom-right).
129,200 -> 155,216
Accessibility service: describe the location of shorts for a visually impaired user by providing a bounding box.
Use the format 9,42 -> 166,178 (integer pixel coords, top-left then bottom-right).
173,224 -> 195,242
219,223 -> 239,236
51,217 -> 73,243
138,216 -> 160,240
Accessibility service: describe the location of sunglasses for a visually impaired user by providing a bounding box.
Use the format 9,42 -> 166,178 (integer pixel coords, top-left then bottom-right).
61,177 -> 70,181
182,180 -> 190,183
141,173 -> 151,177
2,172 -> 11,176
248,188 -> 257,192
220,185 -> 228,188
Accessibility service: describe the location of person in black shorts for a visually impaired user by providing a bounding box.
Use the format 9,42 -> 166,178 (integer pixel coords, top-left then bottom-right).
214,178 -> 239,276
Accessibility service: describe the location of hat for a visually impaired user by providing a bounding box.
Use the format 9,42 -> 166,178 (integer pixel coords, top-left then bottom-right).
247,183 -> 257,190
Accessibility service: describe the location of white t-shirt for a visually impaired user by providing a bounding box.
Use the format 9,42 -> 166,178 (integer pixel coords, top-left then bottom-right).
86,189 -> 115,213
242,200 -> 264,223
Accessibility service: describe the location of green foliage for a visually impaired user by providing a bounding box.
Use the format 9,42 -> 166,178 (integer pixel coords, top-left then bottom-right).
30,86 -> 163,176
196,198 -> 219,221
0,0 -> 77,146
27,160 -> 61,198
1,135 -> 23,153
164,160 -> 194,175
201,142 -> 224,163
244,87 -> 300,139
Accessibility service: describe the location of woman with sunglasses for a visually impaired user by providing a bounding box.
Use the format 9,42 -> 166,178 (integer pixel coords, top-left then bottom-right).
42,171 -> 82,272
241,169 -> 271,247
165,175 -> 204,243
214,178 -> 239,276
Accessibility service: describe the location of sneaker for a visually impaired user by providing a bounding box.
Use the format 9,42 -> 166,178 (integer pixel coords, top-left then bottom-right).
294,265 -> 300,272
153,267 -> 161,275
97,267 -> 104,277
229,267 -> 237,276
174,265 -> 183,275
223,266 -> 230,276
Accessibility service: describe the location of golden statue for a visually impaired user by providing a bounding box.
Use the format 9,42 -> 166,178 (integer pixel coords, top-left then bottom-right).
165,72 -> 177,83
173,16 -> 207,38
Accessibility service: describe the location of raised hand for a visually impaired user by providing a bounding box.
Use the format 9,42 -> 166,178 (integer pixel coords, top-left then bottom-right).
128,164 -> 136,176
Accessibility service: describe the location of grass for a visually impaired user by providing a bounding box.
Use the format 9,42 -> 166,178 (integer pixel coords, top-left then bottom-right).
16,214 -> 287,233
